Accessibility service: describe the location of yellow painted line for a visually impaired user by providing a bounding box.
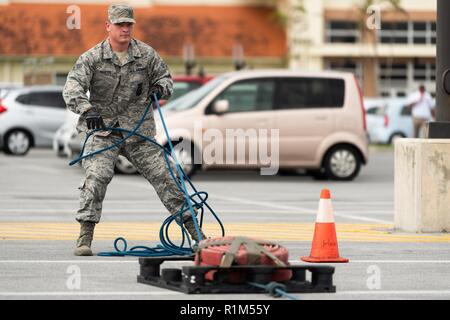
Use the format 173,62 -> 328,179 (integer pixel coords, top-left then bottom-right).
0,222 -> 449,242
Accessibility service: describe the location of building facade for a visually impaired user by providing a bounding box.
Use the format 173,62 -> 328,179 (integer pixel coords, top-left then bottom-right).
285,0 -> 437,97
0,0 -> 285,86
0,0 -> 437,97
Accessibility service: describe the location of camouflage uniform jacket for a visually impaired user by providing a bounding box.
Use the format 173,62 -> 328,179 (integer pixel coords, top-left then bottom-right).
63,38 -> 173,140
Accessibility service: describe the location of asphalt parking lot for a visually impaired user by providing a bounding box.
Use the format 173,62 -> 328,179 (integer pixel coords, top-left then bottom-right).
1,147 -> 449,300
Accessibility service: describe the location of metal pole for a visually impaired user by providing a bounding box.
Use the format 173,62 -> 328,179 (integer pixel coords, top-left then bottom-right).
436,0 -> 450,121
427,0 -> 450,138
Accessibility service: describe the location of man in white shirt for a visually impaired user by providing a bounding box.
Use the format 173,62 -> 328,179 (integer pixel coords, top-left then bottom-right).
406,85 -> 435,138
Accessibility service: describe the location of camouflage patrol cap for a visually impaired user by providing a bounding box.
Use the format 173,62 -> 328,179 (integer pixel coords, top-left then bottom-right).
108,4 -> 136,24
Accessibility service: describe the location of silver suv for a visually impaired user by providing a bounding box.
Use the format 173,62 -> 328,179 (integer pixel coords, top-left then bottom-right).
0,86 -> 66,155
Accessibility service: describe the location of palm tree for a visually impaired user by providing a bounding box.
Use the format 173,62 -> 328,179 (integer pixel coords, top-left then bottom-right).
356,0 -> 408,96
271,0 -> 306,68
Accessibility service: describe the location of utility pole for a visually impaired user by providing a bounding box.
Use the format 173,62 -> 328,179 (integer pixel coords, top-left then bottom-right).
183,44 -> 196,76
429,0 -> 450,137
232,43 -> 246,71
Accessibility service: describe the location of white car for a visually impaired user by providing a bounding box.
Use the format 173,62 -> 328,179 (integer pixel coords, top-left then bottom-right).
0,86 -> 66,155
55,112 -> 137,174
53,110 -> 79,158
365,97 -> 416,144
0,84 -> 22,99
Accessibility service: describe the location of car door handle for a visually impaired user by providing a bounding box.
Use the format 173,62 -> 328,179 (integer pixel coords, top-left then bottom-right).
314,116 -> 328,121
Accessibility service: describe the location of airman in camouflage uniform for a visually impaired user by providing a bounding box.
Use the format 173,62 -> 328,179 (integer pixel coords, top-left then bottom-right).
63,4 -> 205,256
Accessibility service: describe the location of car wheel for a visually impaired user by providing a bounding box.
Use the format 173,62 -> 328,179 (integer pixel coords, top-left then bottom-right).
4,130 -> 32,156
388,133 -> 405,144
324,146 -> 361,181
165,141 -> 197,178
174,145 -> 197,178
114,155 -> 138,174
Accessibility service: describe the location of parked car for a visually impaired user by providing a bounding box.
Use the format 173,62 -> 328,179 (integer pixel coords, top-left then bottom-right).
0,86 -> 66,155
364,97 -> 414,144
156,70 -> 369,180
159,75 -> 214,106
53,109 -> 79,158
53,111 -> 136,174
63,70 -> 368,180
0,84 -> 23,99
58,76 -> 213,174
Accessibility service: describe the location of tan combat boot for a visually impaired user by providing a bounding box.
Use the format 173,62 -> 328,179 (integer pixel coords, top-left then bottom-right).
183,217 -> 206,242
74,221 -> 95,256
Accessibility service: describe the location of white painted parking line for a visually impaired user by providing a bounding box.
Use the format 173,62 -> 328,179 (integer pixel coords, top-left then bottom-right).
0,260 -> 138,264
330,214 -> 391,223
344,260 -> 450,264
0,208 -> 298,214
5,260 -> 450,265
14,165 -> 61,174
213,195 -> 315,214
0,199 -> 162,204
214,195 -> 393,224
0,291 -> 182,296
1,290 -> 449,297
113,179 -> 393,223
289,260 -> 450,264
336,210 -> 393,214
335,290 -> 450,295
0,209 -> 165,214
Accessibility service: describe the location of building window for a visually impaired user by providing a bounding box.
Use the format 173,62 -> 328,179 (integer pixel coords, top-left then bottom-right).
413,61 -> 435,82
379,21 -> 436,45
379,22 -> 408,44
325,21 -> 360,43
413,22 -> 427,44
378,62 -> 408,97
378,60 -> 436,97
430,22 -> 436,44
379,63 -> 408,81
326,60 -> 363,85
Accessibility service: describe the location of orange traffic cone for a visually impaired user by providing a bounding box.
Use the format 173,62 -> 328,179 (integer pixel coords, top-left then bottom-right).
301,189 -> 349,263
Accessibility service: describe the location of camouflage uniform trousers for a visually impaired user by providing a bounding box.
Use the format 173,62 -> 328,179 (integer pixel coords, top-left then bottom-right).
77,134 -> 189,224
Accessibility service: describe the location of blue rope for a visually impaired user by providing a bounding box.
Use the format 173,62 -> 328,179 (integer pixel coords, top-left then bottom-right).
70,94 -> 225,257
247,282 -> 300,300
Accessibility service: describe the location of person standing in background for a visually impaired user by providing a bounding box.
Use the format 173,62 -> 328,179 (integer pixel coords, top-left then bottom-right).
406,85 -> 435,138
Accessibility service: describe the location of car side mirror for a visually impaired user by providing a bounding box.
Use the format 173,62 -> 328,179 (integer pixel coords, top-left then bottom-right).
212,99 -> 229,115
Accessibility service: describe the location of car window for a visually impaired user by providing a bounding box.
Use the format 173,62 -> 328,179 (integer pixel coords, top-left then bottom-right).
16,91 -> 66,109
400,105 -> 412,116
16,94 -> 30,104
0,89 -> 13,99
366,106 -> 385,115
212,79 -> 275,113
171,82 -> 202,101
276,78 -> 345,109
0,86 -> 22,99
164,75 -> 228,112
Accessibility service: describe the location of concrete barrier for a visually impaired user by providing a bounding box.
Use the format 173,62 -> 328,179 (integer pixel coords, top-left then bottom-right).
395,139 -> 450,233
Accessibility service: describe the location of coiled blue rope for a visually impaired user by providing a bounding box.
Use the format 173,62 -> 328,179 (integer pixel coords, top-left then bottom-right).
247,281 -> 299,300
69,94 -> 225,257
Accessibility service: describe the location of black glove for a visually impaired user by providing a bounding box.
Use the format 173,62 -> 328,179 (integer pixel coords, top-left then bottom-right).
85,109 -> 105,130
150,86 -> 164,102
